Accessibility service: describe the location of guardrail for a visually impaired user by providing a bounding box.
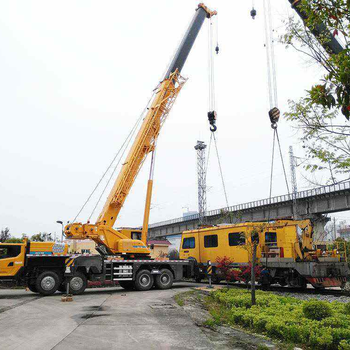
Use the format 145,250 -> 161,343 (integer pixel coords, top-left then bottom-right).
148,180 -> 350,229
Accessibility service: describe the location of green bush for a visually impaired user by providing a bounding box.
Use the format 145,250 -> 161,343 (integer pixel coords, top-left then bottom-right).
303,300 -> 333,320
344,303 -> 350,315
209,288 -> 350,350
339,340 -> 350,350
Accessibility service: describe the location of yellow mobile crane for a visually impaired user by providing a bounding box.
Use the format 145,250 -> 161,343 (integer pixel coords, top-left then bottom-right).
0,4 -> 217,295
64,3 -> 217,257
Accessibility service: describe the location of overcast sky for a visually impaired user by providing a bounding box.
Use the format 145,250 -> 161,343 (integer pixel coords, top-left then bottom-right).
1,0 -> 347,238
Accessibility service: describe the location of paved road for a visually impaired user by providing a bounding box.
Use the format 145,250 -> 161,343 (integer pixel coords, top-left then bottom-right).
0,283 -> 217,350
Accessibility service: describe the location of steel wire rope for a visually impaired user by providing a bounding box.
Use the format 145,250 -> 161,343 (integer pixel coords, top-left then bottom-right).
213,133 -> 231,221
206,14 -> 231,222
267,130 -> 277,222
72,92 -> 156,223
276,129 -> 291,195
205,132 -> 213,175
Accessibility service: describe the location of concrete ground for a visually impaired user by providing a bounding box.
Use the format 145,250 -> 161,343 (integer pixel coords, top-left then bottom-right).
0,282 -> 222,350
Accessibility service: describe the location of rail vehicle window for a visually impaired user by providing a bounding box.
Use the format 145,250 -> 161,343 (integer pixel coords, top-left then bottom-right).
0,245 -> 21,260
265,232 -> 277,245
204,235 -> 218,248
131,232 -> 142,240
182,237 -> 195,249
228,232 -> 245,246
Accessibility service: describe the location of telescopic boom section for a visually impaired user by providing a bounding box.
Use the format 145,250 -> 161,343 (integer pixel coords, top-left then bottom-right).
65,4 -> 216,256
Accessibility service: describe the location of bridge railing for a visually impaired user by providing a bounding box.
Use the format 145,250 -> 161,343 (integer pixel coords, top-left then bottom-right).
148,180 -> 350,229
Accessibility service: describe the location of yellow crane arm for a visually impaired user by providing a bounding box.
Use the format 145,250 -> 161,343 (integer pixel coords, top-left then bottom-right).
65,4 -> 216,256
97,71 -> 186,228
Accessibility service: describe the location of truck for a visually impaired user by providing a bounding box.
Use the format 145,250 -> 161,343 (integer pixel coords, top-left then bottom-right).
0,3 -> 216,295
0,237 -> 196,295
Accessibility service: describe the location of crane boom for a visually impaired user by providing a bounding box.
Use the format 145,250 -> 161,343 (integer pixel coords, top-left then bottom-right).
65,4 -> 216,256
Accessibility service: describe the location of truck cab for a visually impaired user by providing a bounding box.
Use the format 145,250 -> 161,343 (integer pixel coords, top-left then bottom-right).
0,242 -> 26,279
0,240 -> 68,282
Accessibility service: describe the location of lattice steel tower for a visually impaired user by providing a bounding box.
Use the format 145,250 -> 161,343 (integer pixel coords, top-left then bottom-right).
289,146 -> 298,218
195,141 -> 207,225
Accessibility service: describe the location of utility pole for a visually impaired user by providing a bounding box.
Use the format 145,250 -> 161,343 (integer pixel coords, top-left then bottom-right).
333,217 -> 337,241
194,141 -> 207,226
289,146 -> 298,219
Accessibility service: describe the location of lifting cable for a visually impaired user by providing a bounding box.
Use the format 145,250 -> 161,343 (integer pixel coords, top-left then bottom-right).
72,92 -> 156,223
261,0 -> 291,222
205,15 -> 232,223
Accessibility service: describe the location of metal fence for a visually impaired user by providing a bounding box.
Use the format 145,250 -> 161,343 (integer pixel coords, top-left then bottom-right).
148,180 -> 350,229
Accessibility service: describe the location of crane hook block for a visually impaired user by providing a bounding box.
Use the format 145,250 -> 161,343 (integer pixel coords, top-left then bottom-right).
215,45 -> 219,54
250,8 -> 257,19
208,111 -> 217,132
269,107 -> 280,129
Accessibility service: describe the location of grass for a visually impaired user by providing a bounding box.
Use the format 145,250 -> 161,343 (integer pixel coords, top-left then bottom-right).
174,290 -> 195,307
205,287 -> 350,350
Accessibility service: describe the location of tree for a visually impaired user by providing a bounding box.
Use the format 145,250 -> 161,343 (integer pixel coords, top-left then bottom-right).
5,237 -> 24,243
241,224 -> 265,306
31,232 -> 53,242
281,0 -> 350,183
0,228 -> 11,242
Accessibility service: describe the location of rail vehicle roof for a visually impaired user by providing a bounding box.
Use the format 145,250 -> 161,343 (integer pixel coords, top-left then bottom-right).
182,219 -> 311,235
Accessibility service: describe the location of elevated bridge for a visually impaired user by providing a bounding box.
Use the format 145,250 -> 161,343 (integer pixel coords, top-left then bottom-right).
148,181 -> 350,239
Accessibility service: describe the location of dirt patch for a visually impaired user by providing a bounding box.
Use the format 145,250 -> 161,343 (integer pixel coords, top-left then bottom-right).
174,290 -> 279,350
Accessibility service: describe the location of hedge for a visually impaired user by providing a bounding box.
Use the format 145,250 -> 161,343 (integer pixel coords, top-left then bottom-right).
209,288 -> 350,349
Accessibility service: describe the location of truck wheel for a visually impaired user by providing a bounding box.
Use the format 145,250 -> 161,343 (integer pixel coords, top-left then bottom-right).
119,281 -> 135,290
35,271 -> 60,296
134,270 -> 154,291
154,269 -> 173,290
68,272 -> 87,295
27,283 -> 38,293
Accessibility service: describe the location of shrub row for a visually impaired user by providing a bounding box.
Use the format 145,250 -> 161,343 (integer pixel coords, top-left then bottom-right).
210,288 -> 350,349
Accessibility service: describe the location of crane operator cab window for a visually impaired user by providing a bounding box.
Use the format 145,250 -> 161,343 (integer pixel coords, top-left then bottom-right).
182,237 -> 195,249
0,245 -> 21,260
131,232 -> 142,241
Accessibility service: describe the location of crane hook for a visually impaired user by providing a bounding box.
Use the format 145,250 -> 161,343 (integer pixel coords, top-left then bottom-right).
208,111 -> 217,132
269,107 -> 280,129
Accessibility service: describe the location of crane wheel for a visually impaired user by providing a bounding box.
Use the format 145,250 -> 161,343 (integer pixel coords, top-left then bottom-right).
68,272 -> 87,295
119,281 -> 135,290
154,269 -> 173,290
57,272 -> 87,295
134,270 -> 154,291
35,271 -> 60,296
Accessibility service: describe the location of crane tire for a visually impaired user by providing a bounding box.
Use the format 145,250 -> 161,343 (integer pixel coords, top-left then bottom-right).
154,269 -> 173,290
119,281 -> 135,290
35,271 -> 60,296
68,272 -> 87,295
134,270 -> 154,291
